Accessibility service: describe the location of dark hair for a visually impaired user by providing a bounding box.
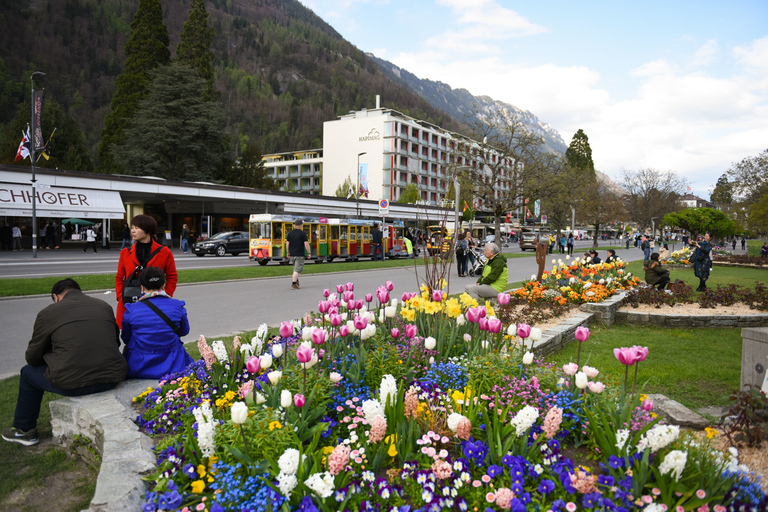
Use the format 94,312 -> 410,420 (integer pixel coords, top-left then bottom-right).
52,278 -> 81,295
607,249 -> 616,257
650,252 -> 660,261
293,218 -> 304,227
589,250 -> 597,255
140,267 -> 166,290
131,214 -> 157,237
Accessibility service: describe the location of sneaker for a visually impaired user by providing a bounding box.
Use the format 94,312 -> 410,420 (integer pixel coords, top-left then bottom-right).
2,427 -> 39,446
291,283 -> 299,290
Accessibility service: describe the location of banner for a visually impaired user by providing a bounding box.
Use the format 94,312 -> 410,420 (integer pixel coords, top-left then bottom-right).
33,89 -> 44,151
358,163 -> 369,198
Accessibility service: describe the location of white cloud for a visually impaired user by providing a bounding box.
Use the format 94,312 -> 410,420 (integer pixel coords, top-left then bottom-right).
690,39 -> 718,67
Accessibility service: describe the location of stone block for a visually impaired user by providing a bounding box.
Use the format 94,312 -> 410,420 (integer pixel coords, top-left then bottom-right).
645,393 -> 709,429
664,315 -> 690,327
648,314 -> 666,326
710,317 -> 737,327
741,327 -> 768,391
624,311 -> 648,324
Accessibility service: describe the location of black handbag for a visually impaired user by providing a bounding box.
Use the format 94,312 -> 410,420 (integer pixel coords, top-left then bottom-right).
122,246 -> 163,303
141,298 -> 182,336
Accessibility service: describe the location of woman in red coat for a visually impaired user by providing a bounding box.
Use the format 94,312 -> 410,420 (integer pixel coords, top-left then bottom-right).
115,215 -> 177,329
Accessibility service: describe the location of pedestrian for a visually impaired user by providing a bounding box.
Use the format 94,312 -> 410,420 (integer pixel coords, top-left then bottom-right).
605,249 -> 618,264
691,233 -> 712,292
742,237 -> 746,251
115,214 -> 177,329
120,224 -> 131,250
465,230 -> 477,266
371,223 -> 384,261
83,225 -> 98,253
121,267 -> 193,379
12,223 -> 23,251
641,236 -> 651,263
403,232 -> 414,259
45,222 -> 58,249
60,223 -> 66,242
644,253 -> 671,290
286,218 -> 310,290
559,233 -> 566,254
181,224 -> 190,254
760,242 -> 767,258
455,232 -> 469,277
732,239 -> 737,251
0,222 -> 12,251
464,243 -> 508,300
567,233 -> 574,256
2,278 -> 127,446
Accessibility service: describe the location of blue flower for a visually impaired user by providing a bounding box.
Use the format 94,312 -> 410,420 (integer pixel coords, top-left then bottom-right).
538,479 -> 555,495
509,498 -> 526,512
487,465 -> 503,478
608,455 -> 624,469
583,492 -> 601,509
300,495 -> 319,512
598,474 -> 615,487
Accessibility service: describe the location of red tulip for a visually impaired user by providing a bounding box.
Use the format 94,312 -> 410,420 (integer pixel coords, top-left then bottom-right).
246,356 -> 261,374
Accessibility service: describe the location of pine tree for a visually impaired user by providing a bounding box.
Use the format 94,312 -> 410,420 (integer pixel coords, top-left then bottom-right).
565,129 -> 595,173
176,0 -> 216,100
97,0 -> 170,173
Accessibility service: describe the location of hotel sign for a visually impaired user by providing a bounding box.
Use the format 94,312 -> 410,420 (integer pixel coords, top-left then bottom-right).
0,184 -> 125,219
359,129 -> 380,142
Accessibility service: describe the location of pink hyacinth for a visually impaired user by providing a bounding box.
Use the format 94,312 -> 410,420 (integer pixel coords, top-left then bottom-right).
246,356 -> 261,374
369,416 -> 387,443
575,326 -> 590,342
233,335 -> 241,351
328,444 -> 351,475
405,324 -> 418,339
404,388 -> 419,419
456,418 -> 472,440
517,324 -> 532,339
432,459 -> 454,480
296,345 -> 314,363
497,292 -> 510,305
495,488 -> 515,510
543,406 -> 563,439
238,380 -> 253,399
197,335 -> 216,370
279,321 -> 293,338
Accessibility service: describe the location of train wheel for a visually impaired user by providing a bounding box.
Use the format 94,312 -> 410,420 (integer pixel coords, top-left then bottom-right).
258,259 -> 268,266
325,256 -> 334,263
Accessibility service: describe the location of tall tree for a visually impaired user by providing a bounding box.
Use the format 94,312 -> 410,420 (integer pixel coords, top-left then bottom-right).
663,208 -> 735,239
113,64 -> 228,182
564,129 -> 595,173
621,168 -> 688,236
98,0 -> 170,173
578,181 -> 628,247
220,143 -> 277,190
175,0 -> 216,100
335,176 -> 355,198
710,174 -> 733,207
726,149 -> 768,205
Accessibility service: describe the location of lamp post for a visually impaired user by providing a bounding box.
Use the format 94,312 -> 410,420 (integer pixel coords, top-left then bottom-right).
356,152 -> 366,218
30,71 -> 45,259
651,217 -> 658,238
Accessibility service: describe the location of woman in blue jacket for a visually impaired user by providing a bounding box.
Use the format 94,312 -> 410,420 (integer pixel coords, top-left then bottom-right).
121,267 -> 193,379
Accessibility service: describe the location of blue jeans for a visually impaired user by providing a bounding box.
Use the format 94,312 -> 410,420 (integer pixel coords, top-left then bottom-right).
181,239 -> 189,253
644,248 -> 651,261
373,244 -> 384,261
13,365 -> 120,431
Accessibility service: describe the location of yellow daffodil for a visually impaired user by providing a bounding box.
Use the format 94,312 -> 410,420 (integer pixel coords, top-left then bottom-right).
400,308 -> 415,321
459,293 -> 478,308
704,427 -> 719,439
322,446 -> 335,455
484,301 -> 495,318
444,298 -> 462,318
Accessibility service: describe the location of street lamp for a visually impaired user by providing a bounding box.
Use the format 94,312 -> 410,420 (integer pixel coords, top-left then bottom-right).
356,152 -> 366,218
651,217 -> 658,238
30,71 -> 45,259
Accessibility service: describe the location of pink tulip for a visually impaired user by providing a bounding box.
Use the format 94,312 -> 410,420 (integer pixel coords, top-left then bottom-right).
346,282 -> 354,292
318,301 -> 330,314
323,288 -> 330,298
386,281 -> 394,291
329,314 -> 343,327
633,345 -> 649,363
294,394 -> 306,408
466,307 -> 481,323
391,328 -> 400,338
336,284 -> 344,294
311,329 -> 327,345
517,324 -> 531,339
402,292 -> 411,302
365,293 -> 373,303
642,400 -> 654,412
339,325 -> 350,337
331,299 -> 341,309
246,356 -> 261,374
478,307 -> 487,319
279,321 -> 294,338
613,347 -> 638,366
478,317 -> 489,331
296,345 -> 314,363
432,290 -> 444,302
463,333 -> 472,342
343,291 -> 355,303
563,362 -> 579,376
353,315 -> 368,330
377,288 -> 390,304
575,326 -> 590,342
405,324 -> 417,339
497,292 -> 510,305
587,381 -> 605,394
487,318 -> 502,334
318,349 -> 325,360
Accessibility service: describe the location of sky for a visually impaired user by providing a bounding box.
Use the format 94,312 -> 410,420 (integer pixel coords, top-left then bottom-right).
301,0 -> 768,199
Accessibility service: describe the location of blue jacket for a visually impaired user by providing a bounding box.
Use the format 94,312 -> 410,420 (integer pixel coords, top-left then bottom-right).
121,295 -> 192,379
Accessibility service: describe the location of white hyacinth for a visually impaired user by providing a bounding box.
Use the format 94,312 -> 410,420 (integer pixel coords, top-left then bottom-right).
192,401 -> 217,458
361,398 -> 386,422
379,374 -> 398,407
447,412 -> 467,433
636,425 -> 680,453
277,448 -> 301,474
252,323 -> 268,354
277,472 -> 298,498
304,471 -> 335,499
615,429 -> 630,452
658,450 -> 687,482
510,405 -> 539,437
211,340 -> 228,363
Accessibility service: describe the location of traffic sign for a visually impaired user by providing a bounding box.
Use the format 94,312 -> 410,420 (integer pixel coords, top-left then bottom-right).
378,199 -> 389,217
541,215 -> 548,224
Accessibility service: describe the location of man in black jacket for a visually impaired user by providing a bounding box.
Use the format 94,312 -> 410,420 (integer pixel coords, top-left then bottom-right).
371,223 -> 385,262
2,279 -> 127,446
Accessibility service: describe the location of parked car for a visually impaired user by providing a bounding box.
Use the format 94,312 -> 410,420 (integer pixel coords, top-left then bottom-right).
193,231 -> 249,257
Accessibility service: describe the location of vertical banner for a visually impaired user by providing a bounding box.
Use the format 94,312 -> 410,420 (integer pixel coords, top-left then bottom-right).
534,199 -> 541,218
358,163 -> 369,198
33,90 -> 44,150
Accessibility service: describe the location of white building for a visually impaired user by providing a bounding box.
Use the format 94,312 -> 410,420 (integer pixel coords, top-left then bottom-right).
262,149 -> 323,193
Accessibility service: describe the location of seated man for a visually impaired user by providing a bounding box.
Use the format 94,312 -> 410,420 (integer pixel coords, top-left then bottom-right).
2,279 -> 128,446
465,243 -> 508,301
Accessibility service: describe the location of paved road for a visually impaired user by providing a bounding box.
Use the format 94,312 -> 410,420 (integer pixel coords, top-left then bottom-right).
0,244 -> 647,380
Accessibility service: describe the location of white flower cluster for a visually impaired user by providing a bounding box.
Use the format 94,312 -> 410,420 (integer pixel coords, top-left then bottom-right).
251,323 -> 269,355
447,413 -> 467,433
192,401 -> 216,458
276,472 -> 298,498
615,429 -> 630,452
276,448 -> 303,498
510,406 -> 539,437
361,398 -> 386,423
304,471 -> 335,499
379,374 -> 398,407
211,340 -> 228,363
636,425 -> 680,453
658,449 -> 687,482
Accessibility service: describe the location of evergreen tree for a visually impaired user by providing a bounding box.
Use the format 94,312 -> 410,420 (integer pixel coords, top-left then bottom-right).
565,129 -> 595,173
98,0 -> 170,173
221,143 -> 278,190
176,0 -> 216,100
113,64 -> 228,182
710,174 -> 733,207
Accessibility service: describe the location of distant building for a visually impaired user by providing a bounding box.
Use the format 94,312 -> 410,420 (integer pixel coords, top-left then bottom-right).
679,194 -> 714,209
262,149 -> 323,194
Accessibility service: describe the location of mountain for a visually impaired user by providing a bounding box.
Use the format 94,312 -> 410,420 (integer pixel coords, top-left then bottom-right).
368,55 -> 568,154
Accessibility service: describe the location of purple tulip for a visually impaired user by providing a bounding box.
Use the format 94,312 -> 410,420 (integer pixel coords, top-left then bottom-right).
246,356 -> 261,374
487,318 -> 502,334
391,328 -> 400,338
296,345 -> 314,363
405,324 -> 417,339
497,292 -> 510,305
279,321 -> 294,338
294,394 -> 306,408
575,326 -> 590,342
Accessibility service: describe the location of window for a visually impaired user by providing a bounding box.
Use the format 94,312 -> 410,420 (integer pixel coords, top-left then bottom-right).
422,162 -> 428,171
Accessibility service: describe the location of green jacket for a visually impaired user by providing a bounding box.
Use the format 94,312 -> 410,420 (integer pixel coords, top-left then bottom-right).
644,262 -> 669,286
478,252 -> 509,293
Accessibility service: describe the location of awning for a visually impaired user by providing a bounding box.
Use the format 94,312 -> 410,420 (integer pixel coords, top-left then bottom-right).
0,183 -> 125,219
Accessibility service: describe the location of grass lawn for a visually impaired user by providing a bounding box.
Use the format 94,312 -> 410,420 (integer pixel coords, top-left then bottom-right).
546,323 -> 741,411
0,376 -> 96,511
623,259 -> 767,290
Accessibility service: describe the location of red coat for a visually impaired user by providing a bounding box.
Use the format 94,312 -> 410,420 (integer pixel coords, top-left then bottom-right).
115,240 -> 177,328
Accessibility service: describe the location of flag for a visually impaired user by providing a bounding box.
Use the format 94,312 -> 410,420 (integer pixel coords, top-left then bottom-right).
38,127 -> 56,161
525,207 -> 532,219
14,127 -> 31,162
463,201 -> 469,212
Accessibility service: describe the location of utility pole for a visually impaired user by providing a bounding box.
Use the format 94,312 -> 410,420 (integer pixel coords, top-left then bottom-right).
30,71 -> 45,259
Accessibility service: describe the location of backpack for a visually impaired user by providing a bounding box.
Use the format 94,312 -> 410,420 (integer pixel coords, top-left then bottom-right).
122,246 -> 164,304
456,240 -> 468,257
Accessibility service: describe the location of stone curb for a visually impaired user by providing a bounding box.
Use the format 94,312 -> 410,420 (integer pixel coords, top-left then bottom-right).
50,379 -> 158,512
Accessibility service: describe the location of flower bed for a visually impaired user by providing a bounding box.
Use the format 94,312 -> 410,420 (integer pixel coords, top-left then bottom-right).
661,247 -> 692,266
134,276 -> 767,512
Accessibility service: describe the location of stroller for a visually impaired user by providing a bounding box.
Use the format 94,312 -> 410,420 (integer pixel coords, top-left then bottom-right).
467,246 -> 487,277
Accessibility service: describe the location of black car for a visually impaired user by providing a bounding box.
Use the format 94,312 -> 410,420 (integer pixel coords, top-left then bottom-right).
193,231 -> 249,257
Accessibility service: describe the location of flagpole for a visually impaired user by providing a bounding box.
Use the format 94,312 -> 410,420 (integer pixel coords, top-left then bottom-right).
30,71 -> 45,259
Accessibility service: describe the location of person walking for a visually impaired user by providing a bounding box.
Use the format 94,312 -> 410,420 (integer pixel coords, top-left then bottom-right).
691,233 -> 713,292
559,233 -> 566,254
120,224 -> 131,250
567,233 -> 574,256
371,223 -> 385,261
741,237 -> 746,251
12,223 -> 23,251
181,224 -> 190,254
45,222 -> 58,249
83,226 -> 98,253
732,239 -> 737,251
641,236 -> 651,263
455,233 -> 469,277
0,223 -> 12,251
286,218 -> 310,290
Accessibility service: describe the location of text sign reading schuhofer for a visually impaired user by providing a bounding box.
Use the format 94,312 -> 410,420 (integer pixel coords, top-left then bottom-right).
0,184 -> 125,219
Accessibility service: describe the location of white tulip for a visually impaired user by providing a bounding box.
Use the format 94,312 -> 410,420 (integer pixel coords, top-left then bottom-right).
255,392 -> 266,404
429,357 -> 435,365
302,326 -> 314,341
368,311 -> 376,323
384,306 -> 396,318
582,365 -> 599,379
456,314 -> 466,326
231,401 -> 249,424
463,333 -> 472,342
390,299 -> 398,308
529,327 -> 542,342
522,351 -> 534,365
301,353 -> 319,370
341,312 -> 348,321
259,353 -> 273,370
360,324 -> 377,341
340,300 -> 348,309
424,336 -> 436,350
575,371 -> 588,389
272,344 -> 284,358
347,320 -> 357,335
507,324 -> 517,337
329,372 -> 342,383
280,390 -> 293,408
481,340 -> 488,349
268,370 -> 282,385
378,310 -> 385,324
